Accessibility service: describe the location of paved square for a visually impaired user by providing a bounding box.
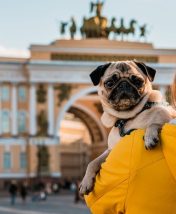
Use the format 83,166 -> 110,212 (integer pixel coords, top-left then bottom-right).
0,194 -> 90,214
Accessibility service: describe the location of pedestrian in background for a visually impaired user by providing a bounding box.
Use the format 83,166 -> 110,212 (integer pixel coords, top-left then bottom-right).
20,182 -> 28,204
9,180 -> 18,205
74,180 -> 81,203
52,183 -> 59,194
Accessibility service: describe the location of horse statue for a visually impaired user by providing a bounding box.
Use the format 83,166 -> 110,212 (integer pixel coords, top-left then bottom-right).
108,17 -> 117,39
116,18 -> 137,40
80,17 -> 88,38
69,17 -> 77,39
124,19 -> 137,37
116,18 -> 126,40
140,24 -> 147,39
60,22 -> 68,35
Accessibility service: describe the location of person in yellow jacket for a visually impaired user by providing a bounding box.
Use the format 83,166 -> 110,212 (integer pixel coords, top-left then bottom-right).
85,76 -> 176,214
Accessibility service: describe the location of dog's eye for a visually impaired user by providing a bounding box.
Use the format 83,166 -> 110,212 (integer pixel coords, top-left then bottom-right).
104,80 -> 115,89
130,75 -> 144,87
112,74 -> 119,82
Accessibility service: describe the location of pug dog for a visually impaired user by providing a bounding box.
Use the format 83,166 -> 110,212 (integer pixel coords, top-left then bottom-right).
79,60 -> 176,195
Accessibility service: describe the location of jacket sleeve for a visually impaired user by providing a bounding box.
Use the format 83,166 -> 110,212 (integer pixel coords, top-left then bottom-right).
85,124 -> 176,214
85,131 -> 136,214
161,124 -> 176,181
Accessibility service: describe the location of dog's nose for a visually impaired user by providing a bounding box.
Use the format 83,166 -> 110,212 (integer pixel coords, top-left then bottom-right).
119,81 -> 129,90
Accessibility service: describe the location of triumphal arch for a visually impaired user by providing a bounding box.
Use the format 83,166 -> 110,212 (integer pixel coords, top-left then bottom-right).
0,1 -> 176,186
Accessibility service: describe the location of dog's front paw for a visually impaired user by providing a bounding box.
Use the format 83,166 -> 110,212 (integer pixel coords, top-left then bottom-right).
144,137 -> 159,150
79,174 -> 95,196
144,129 -> 159,150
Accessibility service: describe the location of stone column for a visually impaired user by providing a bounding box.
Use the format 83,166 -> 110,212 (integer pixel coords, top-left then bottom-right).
159,85 -> 167,101
0,84 -> 2,135
11,83 -> 18,136
29,84 -> 37,135
47,84 -> 54,136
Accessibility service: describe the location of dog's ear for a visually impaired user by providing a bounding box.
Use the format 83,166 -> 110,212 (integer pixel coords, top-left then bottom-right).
133,61 -> 156,82
90,63 -> 111,86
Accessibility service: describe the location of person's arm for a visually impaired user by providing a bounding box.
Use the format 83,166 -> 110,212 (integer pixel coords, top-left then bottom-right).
80,149 -> 110,195
85,131 -> 136,214
85,124 -> 176,214
161,123 -> 176,181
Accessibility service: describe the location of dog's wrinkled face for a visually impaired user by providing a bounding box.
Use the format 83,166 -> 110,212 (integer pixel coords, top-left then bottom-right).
93,61 -> 155,111
102,62 -> 145,110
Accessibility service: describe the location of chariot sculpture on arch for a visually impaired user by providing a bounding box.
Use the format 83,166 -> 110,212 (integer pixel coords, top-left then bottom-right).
81,0 -> 108,38
59,0 -> 149,41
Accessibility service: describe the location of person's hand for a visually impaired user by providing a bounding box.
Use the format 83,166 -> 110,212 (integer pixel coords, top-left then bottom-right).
169,118 -> 176,124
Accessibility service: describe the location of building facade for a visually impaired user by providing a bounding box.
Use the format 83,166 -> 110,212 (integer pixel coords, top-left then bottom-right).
0,38 -> 176,188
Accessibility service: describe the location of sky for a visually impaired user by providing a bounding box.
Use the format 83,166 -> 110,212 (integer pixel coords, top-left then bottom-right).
0,0 -> 176,51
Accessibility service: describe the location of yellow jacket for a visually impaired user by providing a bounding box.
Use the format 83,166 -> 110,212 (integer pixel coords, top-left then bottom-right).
85,124 -> 176,214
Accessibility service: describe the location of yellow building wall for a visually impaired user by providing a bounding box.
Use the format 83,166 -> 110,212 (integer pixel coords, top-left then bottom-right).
159,55 -> 176,63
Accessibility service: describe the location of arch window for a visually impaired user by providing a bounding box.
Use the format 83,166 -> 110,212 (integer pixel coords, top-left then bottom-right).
1,86 -> 10,101
20,152 -> 27,169
3,152 -> 11,169
2,110 -> 10,133
18,86 -> 27,102
18,111 -> 27,132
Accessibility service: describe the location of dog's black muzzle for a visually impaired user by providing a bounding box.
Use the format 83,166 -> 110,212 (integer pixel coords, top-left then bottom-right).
109,80 -> 141,103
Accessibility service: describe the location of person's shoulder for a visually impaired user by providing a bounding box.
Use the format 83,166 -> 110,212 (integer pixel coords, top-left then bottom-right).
161,123 -> 176,138
107,129 -> 145,170
161,122 -> 176,181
